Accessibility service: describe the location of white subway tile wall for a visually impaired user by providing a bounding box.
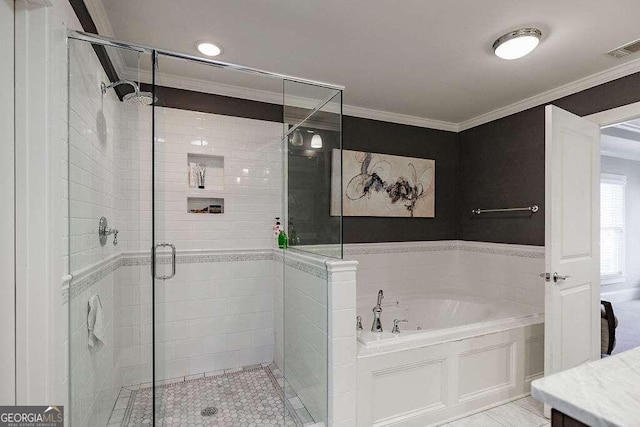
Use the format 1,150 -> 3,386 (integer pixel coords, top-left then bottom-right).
117,259 -> 278,385
327,260 -> 359,426
350,242 -> 458,303
66,48 -> 295,425
150,107 -> 283,250
67,39 -> 126,427
349,241 -> 544,310
457,242 -> 545,309
283,253 -> 330,424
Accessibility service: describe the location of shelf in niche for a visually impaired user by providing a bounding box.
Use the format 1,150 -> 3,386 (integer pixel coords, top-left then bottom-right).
187,197 -> 224,214
187,153 -> 224,191
186,189 -> 224,198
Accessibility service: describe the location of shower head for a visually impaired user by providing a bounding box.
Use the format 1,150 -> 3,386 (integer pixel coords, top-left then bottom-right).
123,91 -> 156,106
101,80 -> 156,106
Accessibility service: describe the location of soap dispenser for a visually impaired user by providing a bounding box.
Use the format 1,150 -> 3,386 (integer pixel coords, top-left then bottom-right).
278,229 -> 288,249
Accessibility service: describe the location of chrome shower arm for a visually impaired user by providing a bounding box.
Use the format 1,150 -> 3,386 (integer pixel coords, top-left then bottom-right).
101,79 -> 140,95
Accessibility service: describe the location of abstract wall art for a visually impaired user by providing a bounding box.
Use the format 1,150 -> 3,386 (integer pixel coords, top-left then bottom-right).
335,149 -> 435,218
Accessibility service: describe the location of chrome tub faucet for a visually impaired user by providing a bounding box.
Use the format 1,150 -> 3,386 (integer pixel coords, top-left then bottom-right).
392,318 -> 408,334
371,290 -> 384,332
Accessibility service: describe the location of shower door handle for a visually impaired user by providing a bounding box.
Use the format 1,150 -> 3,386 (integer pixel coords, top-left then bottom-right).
153,243 -> 176,280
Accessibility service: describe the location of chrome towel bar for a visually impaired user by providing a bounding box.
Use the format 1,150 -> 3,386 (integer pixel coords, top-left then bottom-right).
471,204 -> 539,215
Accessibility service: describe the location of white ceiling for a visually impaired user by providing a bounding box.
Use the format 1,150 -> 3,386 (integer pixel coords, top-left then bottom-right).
602,119 -> 640,161
91,0 -> 640,128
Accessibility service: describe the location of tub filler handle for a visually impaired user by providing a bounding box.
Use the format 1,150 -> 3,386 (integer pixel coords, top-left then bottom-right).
356,316 -> 363,331
392,319 -> 409,334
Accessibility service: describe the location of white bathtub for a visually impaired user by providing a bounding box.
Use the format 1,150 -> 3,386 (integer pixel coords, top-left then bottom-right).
357,291 -> 542,349
356,290 -> 544,426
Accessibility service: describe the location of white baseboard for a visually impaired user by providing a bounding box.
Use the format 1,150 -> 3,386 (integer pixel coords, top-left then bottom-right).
601,287 -> 640,304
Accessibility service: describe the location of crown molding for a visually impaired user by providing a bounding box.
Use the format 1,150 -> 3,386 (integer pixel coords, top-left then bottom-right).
85,4 -> 640,134
601,150 -> 640,163
342,104 -> 459,132
83,0 -> 129,80
458,57 -> 640,131
83,0 -> 113,36
118,55 -> 640,134
118,65 -> 460,131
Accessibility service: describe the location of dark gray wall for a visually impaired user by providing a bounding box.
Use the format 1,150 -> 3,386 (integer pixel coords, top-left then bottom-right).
342,116 -> 459,243
458,72 -> 640,246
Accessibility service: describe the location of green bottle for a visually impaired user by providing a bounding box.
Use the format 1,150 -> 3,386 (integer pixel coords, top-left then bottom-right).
278,230 -> 289,249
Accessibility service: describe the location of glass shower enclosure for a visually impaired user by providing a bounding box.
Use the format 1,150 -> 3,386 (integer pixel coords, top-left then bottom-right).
66,31 -> 343,426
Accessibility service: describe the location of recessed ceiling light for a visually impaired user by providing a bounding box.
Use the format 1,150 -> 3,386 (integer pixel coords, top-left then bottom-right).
196,42 -> 223,57
493,28 -> 542,60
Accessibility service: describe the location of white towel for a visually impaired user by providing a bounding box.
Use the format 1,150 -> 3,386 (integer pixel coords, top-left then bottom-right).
87,295 -> 105,349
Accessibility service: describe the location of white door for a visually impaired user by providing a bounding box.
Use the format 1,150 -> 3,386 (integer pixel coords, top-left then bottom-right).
544,105 -> 601,384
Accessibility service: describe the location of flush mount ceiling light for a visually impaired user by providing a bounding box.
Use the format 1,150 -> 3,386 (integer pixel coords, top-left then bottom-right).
493,28 -> 542,60
196,41 -> 223,57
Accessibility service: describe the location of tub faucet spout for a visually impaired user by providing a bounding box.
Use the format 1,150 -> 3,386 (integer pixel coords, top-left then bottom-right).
371,290 -> 384,333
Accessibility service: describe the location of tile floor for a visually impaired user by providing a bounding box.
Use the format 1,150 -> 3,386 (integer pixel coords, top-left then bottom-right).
441,396 -> 549,427
108,364 -> 318,426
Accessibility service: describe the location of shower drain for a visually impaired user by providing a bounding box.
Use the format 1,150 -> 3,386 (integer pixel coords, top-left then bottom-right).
201,407 -> 218,416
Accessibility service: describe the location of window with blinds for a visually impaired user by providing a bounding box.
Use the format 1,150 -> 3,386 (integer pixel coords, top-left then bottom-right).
600,174 -> 626,282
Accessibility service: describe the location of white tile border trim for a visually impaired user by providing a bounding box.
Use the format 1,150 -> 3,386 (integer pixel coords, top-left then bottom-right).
456,241 -> 544,259
63,241 -> 543,304
345,240 -> 458,256
63,247 -> 335,304
345,240 -> 544,258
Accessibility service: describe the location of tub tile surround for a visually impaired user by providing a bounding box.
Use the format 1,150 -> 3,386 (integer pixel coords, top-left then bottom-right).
327,259 -> 359,426
349,240 -> 545,427
349,240 -> 545,310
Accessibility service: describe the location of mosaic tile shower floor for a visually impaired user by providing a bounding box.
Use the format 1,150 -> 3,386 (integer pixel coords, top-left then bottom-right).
116,365 -> 311,426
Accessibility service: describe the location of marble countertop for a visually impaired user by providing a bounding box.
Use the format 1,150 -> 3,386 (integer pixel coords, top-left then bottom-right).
531,347 -> 640,427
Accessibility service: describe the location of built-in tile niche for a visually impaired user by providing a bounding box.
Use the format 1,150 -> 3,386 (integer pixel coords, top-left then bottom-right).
187,197 -> 224,214
187,153 -> 224,213
187,153 -> 224,191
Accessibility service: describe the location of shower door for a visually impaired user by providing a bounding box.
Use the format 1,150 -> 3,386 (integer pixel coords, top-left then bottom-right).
151,52 -> 293,426
66,31 -> 341,426
67,36 -> 154,427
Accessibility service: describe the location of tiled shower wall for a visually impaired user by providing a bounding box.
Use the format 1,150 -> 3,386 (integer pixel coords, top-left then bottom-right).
281,252 -> 330,423
147,107 -> 283,250
115,107 -> 284,385
117,254 -> 277,386
66,45 -> 286,423
67,39 -> 127,427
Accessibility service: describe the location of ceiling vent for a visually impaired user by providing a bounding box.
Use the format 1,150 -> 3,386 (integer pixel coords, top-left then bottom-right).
607,38 -> 640,58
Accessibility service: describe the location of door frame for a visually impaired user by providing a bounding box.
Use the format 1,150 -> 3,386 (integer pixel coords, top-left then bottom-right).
585,101 -> 640,127
541,101 -> 640,374
0,0 -> 16,405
